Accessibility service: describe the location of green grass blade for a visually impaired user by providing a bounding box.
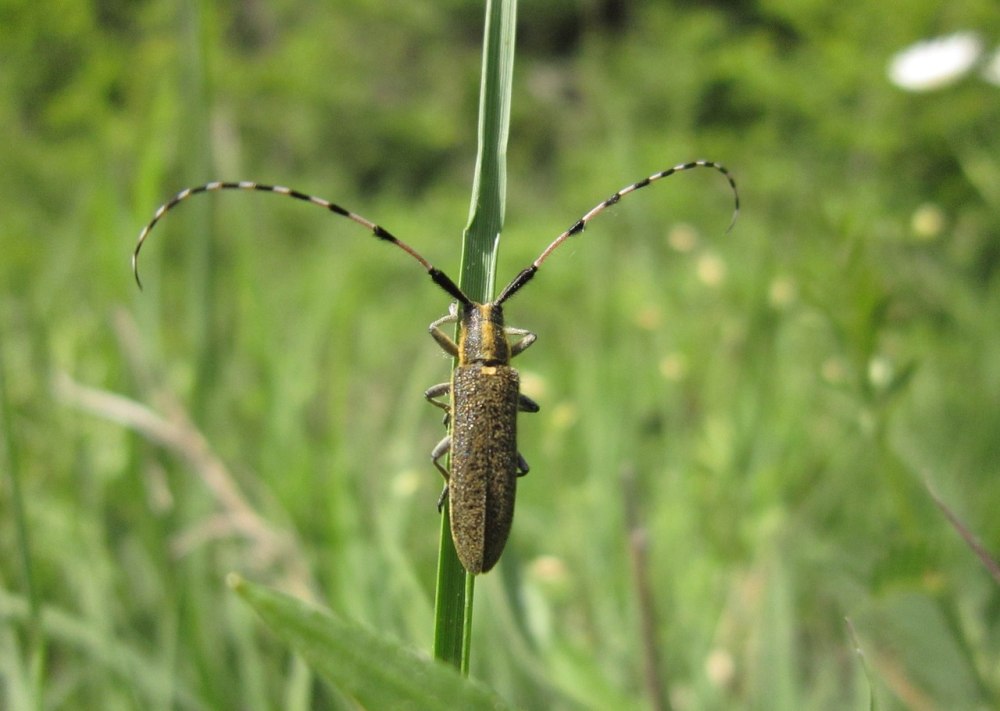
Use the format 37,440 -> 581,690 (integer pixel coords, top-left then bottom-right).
433,0 -> 517,672
0,311 -> 46,711
459,0 -> 517,302
231,576 -> 511,710
846,618 -> 880,711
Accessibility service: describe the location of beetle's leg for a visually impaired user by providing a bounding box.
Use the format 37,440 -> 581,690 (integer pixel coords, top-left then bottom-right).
428,303 -> 459,357
425,304 -> 456,508
516,395 -> 538,478
430,435 -> 451,511
425,381 -> 452,426
506,326 -> 537,357
515,394 -> 538,478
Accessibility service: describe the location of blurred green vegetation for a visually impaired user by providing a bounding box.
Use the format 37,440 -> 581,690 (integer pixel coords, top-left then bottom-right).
2,1 -> 999,709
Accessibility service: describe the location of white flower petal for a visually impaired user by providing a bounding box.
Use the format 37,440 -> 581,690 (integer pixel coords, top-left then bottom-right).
888,32 -> 983,91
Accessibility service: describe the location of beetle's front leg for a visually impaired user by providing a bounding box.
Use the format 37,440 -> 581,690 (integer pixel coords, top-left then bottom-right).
506,325 -> 537,357
428,303 -> 460,357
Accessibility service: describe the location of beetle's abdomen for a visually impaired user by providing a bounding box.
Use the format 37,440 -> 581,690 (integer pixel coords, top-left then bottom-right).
449,364 -> 520,574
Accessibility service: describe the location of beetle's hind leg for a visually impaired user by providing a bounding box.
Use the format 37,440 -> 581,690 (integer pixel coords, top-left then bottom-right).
514,394 -> 539,478
516,452 -> 530,477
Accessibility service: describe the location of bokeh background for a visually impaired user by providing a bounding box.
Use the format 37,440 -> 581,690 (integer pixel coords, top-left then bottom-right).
2,1 -> 999,709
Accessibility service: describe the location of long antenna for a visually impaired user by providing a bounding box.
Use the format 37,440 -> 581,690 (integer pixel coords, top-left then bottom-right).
496,161 -> 739,305
131,181 -> 470,304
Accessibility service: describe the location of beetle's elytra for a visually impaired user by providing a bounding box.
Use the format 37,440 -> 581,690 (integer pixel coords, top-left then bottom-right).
447,364 -> 524,573
133,162 -> 738,574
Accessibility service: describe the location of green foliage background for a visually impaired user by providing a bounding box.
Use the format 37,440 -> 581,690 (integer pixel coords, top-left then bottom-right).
2,1 -> 999,709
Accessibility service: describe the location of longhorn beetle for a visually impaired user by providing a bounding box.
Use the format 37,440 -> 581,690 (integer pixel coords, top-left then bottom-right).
133,161 -> 739,574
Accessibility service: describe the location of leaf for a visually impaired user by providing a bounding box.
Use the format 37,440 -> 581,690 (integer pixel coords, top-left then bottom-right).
231,576 -> 511,710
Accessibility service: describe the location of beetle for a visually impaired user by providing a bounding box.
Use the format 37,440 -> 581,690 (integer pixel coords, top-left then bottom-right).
133,161 -> 738,573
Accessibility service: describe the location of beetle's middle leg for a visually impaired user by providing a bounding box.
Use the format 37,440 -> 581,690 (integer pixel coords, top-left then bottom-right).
425,382 -> 453,510
425,381 -> 451,426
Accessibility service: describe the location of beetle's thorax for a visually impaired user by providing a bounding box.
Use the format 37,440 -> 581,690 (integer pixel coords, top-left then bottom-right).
457,302 -> 510,366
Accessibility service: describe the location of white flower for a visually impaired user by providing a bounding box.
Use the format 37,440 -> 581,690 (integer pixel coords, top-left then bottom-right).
888,32 -> 983,91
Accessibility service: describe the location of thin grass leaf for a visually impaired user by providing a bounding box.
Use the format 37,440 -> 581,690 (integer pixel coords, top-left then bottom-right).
846,618 -> 880,711
433,0 -> 517,672
925,478 -> 1000,587
0,312 -> 46,711
0,589 -> 207,710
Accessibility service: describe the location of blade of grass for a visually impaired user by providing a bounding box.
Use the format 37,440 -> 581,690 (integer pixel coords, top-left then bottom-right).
845,618 -> 880,711
432,0 -> 517,672
0,308 -> 46,711
459,0 -> 517,302
179,0 -> 218,418
925,477 -> 1000,587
